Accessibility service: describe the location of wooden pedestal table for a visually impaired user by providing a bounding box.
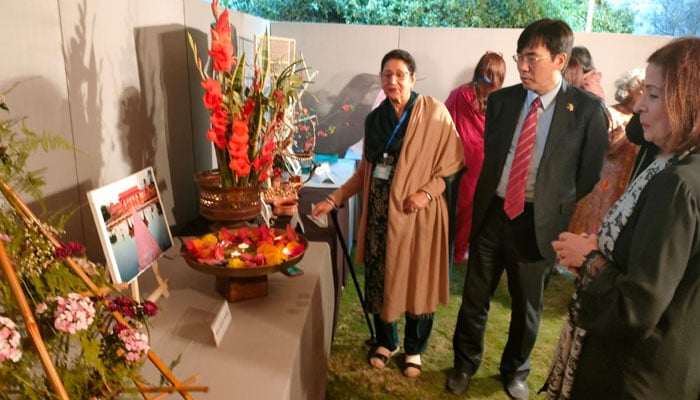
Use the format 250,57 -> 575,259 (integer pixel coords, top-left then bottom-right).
215,273 -> 269,302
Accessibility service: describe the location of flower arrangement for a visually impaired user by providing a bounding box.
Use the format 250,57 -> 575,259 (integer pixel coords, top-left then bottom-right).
0,88 -> 163,398
188,0 -> 306,189
184,223 -> 305,268
293,100 -> 356,152
0,225 -> 160,397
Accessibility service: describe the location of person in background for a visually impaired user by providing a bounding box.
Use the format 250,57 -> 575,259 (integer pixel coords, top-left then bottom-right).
563,54 -> 585,88
445,51 -> 506,264
568,69 -> 645,235
548,36 -> 700,400
568,46 -> 605,100
447,19 -> 609,399
312,49 -> 463,378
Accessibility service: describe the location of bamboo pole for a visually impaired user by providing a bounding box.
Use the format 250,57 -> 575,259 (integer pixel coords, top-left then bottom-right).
0,242 -> 69,400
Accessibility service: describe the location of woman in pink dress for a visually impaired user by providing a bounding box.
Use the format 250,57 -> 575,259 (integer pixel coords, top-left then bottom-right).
445,52 -> 506,263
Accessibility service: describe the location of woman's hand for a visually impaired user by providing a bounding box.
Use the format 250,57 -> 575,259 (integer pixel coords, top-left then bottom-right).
552,232 -> 598,268
311,199 -> 335,218
403,191 -> 431,214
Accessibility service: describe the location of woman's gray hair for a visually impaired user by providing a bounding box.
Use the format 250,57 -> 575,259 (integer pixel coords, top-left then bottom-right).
614,68 -> 645,103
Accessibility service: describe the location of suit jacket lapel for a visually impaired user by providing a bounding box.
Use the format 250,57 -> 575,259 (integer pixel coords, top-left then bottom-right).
540,82 -> 577,167
494,86 -> 528,168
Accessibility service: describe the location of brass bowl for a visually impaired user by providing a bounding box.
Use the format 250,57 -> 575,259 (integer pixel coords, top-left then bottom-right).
181,231 -> 308,278
194,170 -> 261,223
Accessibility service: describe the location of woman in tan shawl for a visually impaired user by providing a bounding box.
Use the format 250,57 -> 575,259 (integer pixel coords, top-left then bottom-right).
312,49 -> 464,378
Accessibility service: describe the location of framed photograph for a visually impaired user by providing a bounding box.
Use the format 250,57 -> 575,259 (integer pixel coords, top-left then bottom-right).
87,167 -> 173,284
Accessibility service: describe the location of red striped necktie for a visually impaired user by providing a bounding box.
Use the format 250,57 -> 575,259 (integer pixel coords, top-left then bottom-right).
503,97 -> 541,219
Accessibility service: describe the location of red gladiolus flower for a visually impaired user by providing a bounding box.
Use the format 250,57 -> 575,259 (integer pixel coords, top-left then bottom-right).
210,107 -> 228,131
201,78 -> 223,110
207,128 -> 226,150
227,114 -> 251,177
242,98 -> 256,117
231,114 -> 249,137
208,10 -> 235,72
229,156 -> 251,177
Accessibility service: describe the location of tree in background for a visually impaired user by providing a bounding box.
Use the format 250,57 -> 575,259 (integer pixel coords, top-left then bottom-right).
223,0 -> 634,33
649,0 -> 700,35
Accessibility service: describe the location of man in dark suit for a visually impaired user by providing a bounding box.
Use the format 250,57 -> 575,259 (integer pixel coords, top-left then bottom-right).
446,19 -> 609,399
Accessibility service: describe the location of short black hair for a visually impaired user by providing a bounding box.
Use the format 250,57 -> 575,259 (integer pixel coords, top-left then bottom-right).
517,19 -> 574,62
380,49 -> 417,74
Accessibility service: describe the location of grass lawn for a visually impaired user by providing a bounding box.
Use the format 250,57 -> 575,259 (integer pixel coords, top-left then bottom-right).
326,260 -> 575,399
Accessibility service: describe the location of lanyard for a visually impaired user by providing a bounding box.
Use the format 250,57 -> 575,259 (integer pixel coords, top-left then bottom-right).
383,109 -> 408,160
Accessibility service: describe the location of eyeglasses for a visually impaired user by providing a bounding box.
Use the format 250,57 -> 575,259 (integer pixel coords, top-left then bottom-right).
512,54 -> 550,65
381,70 -> 412,81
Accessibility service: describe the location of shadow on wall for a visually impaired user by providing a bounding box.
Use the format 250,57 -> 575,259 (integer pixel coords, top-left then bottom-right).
134,25 -> 198,234
311,73 -> 382,157
119,86 -> 157,169
63,0 -> 105,261
8,77 -> 86,256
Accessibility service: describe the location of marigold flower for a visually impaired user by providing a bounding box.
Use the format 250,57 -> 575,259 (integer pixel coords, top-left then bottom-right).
228,258 -> 246,269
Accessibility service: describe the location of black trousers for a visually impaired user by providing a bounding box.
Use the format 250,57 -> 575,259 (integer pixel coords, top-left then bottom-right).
452,196 -> 555,381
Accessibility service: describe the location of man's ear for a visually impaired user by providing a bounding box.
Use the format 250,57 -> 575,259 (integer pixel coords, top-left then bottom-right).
555,53 -> 568,72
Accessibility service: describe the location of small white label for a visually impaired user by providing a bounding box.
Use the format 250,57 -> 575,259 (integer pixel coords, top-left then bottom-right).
260,193 -> 273,227
307,203 -> 328,228
291,207 -> 305,233
210,300 -> 231,347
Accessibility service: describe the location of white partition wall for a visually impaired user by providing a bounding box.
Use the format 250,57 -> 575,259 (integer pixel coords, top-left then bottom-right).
0,0 -> 672,259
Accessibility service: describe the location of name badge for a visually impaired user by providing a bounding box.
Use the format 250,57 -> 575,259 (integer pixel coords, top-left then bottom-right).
373,163 -> 392,180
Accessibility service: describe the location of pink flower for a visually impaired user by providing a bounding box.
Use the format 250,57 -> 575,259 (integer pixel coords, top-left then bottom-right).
117,327 -> 149,362
0,316 -> 22,364
35,303 -> 48,314
51,293 -> 95,334
72,257 -> 98,276
342,104 -> 350,112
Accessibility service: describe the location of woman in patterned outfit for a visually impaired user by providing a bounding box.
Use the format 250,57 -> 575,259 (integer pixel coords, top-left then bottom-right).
545,37 -> 700,400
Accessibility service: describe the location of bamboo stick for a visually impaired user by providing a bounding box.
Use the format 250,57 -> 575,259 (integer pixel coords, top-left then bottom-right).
0,242 -> 69,400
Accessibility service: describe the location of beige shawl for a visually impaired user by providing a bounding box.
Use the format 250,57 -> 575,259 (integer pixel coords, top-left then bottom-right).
331,95 -> 464,321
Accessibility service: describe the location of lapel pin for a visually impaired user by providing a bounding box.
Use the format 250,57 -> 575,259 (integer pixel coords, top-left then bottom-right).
567,103 -> 574,112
